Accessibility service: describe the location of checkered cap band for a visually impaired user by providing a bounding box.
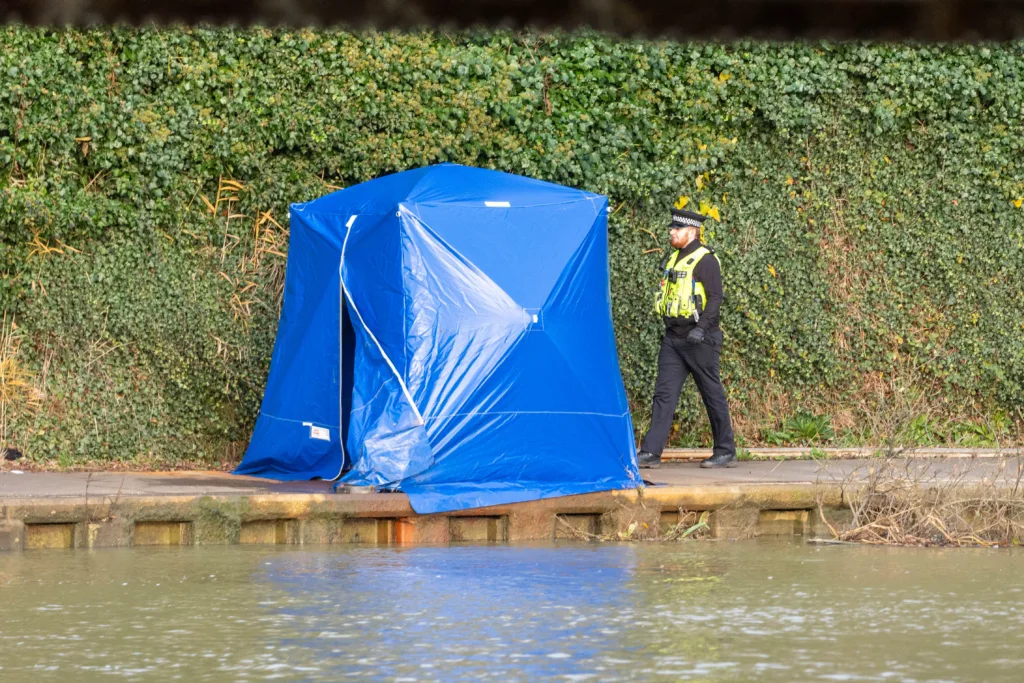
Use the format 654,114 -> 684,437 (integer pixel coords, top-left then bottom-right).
671,214 -> 703,228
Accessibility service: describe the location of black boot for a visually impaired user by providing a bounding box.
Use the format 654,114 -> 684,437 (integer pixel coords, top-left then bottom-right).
637,450 -> 662,469
700,452 -> 738,469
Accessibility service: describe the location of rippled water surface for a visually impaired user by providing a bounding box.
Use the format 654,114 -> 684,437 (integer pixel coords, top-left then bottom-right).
2,539 -> 1022,681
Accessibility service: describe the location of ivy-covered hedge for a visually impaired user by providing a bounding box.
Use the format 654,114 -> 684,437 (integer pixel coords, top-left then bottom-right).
2,27 -> 1023,464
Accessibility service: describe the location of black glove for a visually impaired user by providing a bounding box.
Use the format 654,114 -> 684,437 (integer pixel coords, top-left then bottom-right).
686,327 -> 705,345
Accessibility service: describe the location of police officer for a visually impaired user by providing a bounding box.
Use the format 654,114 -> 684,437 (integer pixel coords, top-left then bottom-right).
637,208 -> 737,469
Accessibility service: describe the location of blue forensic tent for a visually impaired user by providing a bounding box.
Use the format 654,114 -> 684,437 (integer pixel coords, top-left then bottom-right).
235,164 -> 640,513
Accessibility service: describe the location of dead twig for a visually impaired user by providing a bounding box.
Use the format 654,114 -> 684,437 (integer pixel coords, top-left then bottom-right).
815,457 -> 1024,547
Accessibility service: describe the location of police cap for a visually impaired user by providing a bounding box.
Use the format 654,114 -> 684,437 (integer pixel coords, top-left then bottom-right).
668,208 -> 706,229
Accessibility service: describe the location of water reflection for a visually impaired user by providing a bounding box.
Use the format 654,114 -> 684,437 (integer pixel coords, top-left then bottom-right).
262,545 -> 641,680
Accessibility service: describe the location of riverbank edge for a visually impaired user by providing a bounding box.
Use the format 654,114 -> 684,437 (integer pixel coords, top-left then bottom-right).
1,480 -> 851,551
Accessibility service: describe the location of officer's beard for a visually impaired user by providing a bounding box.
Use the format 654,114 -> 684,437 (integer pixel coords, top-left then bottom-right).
670,229 -> 699,249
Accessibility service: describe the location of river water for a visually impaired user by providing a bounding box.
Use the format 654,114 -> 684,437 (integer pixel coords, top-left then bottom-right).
1,539 -> 1022,682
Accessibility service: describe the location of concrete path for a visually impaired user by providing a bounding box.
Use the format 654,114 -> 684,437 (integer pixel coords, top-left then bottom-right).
663,446 -> 1019,460
1,457 -> 1020,499
0,470 -> 336,499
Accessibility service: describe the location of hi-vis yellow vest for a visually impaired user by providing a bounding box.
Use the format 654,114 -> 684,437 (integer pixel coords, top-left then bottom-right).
653,246 -> 717,319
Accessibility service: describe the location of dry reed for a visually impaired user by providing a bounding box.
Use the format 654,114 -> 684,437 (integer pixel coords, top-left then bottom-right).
816,456 -> 1024,547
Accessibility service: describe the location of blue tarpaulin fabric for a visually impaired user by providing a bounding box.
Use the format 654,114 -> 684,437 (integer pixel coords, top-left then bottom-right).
235,164 -> 640,513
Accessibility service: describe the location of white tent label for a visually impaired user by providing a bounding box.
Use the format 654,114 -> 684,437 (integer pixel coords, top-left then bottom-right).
484,201 -> 511,207
303,423 -> 331,441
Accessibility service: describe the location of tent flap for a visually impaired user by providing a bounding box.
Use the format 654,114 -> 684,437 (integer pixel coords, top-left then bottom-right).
346,422 -> 433,488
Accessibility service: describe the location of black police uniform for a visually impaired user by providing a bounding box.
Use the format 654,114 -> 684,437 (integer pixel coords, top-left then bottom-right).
639,213 -> 736,467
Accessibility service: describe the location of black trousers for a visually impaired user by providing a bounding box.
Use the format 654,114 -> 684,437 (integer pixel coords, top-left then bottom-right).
640,331 -> 736,458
